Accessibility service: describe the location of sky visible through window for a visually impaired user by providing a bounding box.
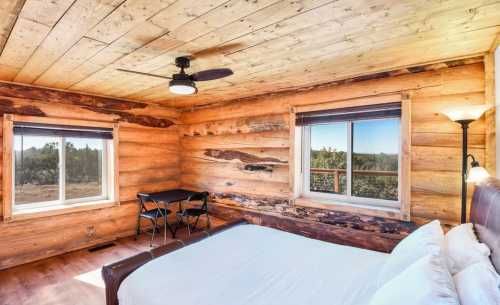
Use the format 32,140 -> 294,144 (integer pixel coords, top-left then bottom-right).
14,136 -> 103,151
311,118 -> 400,154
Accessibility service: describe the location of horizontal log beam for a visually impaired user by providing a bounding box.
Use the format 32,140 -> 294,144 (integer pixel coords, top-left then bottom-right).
0,82 -> 176,128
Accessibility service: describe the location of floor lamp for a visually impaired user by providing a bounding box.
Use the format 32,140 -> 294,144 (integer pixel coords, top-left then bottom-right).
442,105 -> 491,223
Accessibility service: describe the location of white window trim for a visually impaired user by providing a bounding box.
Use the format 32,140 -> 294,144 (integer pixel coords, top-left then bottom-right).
12,136 -> 114,212
301,118 -> 402,210
2,114 -> 120,222
289,93 -> 411,221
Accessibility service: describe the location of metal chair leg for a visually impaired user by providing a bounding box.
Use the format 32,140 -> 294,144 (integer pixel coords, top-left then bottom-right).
150,219 -> 156,247
193,215 -> 201,231
206,212 -> 211,229
163,214 -> 167,244
135,212 -> 142,240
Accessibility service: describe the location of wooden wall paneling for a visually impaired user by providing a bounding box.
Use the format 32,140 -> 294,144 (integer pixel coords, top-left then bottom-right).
1,114 -> 13,221
180,63 -> 487,231
484,45 -> 497,175
0,83 -> 180,269
400,93 -> 411,221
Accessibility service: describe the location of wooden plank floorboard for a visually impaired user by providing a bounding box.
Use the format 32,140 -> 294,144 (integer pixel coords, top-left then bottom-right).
0,217 -> 226,305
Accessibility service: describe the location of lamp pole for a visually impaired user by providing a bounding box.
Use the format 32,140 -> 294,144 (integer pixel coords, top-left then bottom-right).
458,119 -> 473,224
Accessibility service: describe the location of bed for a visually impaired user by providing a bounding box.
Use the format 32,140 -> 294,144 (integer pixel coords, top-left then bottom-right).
102,178 -> 500,305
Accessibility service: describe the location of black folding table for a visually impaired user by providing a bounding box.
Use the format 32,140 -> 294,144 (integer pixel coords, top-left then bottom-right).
137,189 -> 197,240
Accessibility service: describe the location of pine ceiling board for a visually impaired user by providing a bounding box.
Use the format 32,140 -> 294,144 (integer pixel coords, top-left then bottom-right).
165,1 -> 495,105
0,18 -> 50,78
149,0 -> 230,31
85,0 -> 176,44
76,0 -> 282,98
34,37 -> 109,87
0,0 -> 75,80
0,0 -> 498,108
0,64 -> 20,81
119,0 -> 281,73
69,35 -> 183,93
238,24 -> 499,85
115,0 -> 335,99
52,61 -> 104,89
13,0 -> 125,84
121,0 -> 430,101
72,0 -> 231,90
54,20 -> 168,89
0,0 -> 26,54
19,0 -> 75,26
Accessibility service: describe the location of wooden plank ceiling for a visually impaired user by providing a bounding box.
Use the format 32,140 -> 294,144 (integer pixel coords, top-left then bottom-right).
0,0 -> 498,110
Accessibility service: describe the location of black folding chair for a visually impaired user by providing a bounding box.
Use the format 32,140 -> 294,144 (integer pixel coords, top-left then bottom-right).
176,191 -> 210,235
136,193 -> 175,247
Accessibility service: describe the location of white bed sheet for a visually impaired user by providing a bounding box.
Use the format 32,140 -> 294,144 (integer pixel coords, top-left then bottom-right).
118,224 -> 388,305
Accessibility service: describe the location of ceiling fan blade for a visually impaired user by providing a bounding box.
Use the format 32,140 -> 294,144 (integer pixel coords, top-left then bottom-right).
117,68 -> 172,79
190,43 -> 245,59
190,68 -> 233,81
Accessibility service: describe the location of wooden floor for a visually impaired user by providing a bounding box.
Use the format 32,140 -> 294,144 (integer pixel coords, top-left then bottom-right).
0,217 -> 226,305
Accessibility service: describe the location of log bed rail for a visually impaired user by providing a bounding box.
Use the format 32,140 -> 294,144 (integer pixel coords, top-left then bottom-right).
101,219 -> 248,305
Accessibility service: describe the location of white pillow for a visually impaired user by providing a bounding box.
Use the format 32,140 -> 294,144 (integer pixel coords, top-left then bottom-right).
370,253 -> 460,305
454,261 -> 500,305
377,220 -> 443,286
445,223 -> 491,275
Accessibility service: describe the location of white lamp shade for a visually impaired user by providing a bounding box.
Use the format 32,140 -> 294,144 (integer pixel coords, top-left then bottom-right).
441,104 -> 491,122
169,84 -> 196,95
466,166 -> 489,183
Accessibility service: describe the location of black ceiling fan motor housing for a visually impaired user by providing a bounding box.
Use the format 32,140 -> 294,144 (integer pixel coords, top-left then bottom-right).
175,56 -> 190,69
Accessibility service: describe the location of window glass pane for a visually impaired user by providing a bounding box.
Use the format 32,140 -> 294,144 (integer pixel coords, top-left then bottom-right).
352,118 -> 399,201
65,138 -> 104,200
14,135 -> 59,205
309,123 -> 348,194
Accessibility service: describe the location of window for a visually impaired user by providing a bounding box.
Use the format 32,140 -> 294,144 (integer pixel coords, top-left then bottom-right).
2,115 -> 118,220
295,101 -> 409,214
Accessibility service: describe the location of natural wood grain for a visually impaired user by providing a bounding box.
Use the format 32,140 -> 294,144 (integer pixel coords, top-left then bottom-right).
0,0 -> 26,55
180,63 -> 487,226
0,1 -> 496,107
0,83 -> 180,269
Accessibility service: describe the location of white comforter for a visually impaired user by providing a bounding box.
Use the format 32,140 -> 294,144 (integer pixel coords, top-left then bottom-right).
118,224 -> 388,305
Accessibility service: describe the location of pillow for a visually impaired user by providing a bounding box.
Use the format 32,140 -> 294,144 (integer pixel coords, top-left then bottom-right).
454,261 -> 500,305
370,253 -> 460,305
444,223 -> 491,275
377,220 -> 443,286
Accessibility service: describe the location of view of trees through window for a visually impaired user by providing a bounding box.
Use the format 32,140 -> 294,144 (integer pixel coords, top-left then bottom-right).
309,119 -> 399,201
14,135 -> 103,205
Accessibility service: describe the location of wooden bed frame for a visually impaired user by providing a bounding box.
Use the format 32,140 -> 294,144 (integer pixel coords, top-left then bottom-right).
102,178 -> 500,305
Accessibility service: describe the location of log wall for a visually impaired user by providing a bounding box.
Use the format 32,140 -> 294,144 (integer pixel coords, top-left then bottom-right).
180,63 -> 488,237
0,83 -> 180,270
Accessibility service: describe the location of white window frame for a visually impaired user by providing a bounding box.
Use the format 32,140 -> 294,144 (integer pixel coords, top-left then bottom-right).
301,117 -> 402,210
290,94 -> 411,221
2,114 -> 120,222
12,135 -> 114,211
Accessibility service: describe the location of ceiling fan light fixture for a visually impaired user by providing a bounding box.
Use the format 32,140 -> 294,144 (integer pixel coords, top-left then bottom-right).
169,76 -> 197,95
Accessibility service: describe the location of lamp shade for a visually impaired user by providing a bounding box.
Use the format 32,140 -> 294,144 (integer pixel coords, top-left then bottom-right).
441,104 -> 491,122
466,166 -> 490,183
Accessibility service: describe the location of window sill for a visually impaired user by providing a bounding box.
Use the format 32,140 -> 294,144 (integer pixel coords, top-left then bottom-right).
7,200 -> 119,222
294,196 -> 405,220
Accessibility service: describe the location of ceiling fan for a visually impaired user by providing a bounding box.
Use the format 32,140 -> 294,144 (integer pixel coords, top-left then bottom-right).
117,56 -> 233,95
